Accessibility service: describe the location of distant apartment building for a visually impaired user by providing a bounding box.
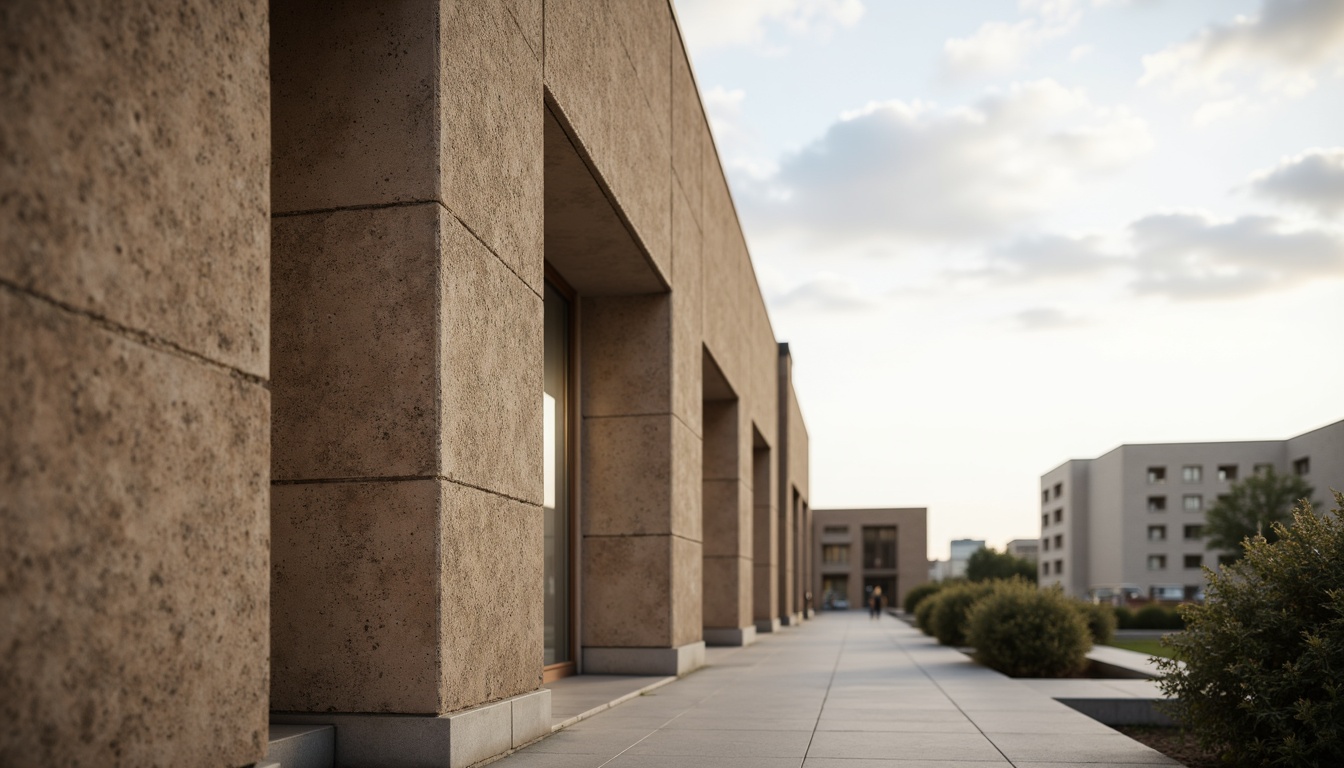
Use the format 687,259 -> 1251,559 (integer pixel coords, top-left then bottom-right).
928,538 -> 986,581
815,508 -> 928,609
1040,419 -> 1343,601
1006,539 -> 1039,562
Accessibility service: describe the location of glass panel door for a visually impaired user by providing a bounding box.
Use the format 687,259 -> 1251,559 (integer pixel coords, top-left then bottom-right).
543,282 -> 570,667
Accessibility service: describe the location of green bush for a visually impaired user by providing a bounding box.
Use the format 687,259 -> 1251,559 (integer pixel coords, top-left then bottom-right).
1113,604 -> 1134,629
927,580 -> 996,647
967,581 -> 1092,678
1076,601 -> 1117,645
903,581 -> 943,615
1133,604 -> 1184,630
1159,494 -> 1344,766
914,591 -> 940,635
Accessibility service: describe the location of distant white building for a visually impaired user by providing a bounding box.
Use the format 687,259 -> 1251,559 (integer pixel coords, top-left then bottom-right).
1040,418 -> 1343,601
1006,539 -> 1039,562
929,538 -> 986,581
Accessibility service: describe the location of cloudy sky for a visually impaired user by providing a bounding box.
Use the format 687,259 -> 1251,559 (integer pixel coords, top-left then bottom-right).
672,0 -> 1344,559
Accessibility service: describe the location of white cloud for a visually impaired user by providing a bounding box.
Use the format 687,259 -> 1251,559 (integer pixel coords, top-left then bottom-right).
1069,44 -> 1095,62
740,80 -> 1152,244
972,233 -> 1118,283
1249,148 -> 1344,216
1129,212 -> 1344,299
673,0 -> 864,54
771,273 -> 874,312
941,5 -> 1079,80
1140,0 -> 1344,100
1014,307 -> 1089,330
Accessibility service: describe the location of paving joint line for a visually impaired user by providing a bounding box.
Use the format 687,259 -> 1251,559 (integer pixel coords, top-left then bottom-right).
881,620 -> 1020,767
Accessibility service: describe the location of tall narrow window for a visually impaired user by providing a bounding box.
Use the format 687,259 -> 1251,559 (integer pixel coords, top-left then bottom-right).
543,282 -> 571,670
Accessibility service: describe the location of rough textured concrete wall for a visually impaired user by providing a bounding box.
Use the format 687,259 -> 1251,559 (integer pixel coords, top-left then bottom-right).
270,0 -> 544,714
702,400 -> 752,630
0,1 -> 271,764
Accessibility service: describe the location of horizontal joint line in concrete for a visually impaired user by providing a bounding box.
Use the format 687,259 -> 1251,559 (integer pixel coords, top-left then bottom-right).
441,205 -> 542,301
271,474 -> 541,507
273,200 -> 541,299
583,411 -> 675,421
583,533 -> 703,545
0,278 -> 268,388
271,198 -> 441,219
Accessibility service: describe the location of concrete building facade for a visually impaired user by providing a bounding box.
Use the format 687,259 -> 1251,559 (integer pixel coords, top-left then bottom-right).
814,508 -> 927,610
1,2 -> 810,766
1040,419 -> 1342,600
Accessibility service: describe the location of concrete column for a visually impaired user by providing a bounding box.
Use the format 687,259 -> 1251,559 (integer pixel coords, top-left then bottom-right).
580,295 -> 704,675
269,3 -> 551,761
701,400 -> 756,646
2,2 -> 270,765
778,488 -> 798,625
752,444 -> 780,632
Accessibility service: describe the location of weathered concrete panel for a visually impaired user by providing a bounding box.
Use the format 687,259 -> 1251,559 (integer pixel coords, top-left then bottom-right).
439,212 -> 544,506
440,482 -> 543,712
271,480 -> 442,714
1,289 -> 269,766
271,205 -> 440,481
271,0 -> 438,213
440,0 -> 544,293
1,0 -> 270,377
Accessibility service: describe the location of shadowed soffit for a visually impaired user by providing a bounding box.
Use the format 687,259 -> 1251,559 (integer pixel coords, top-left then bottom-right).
703,346 -> 735,402
544,107 -> 665,296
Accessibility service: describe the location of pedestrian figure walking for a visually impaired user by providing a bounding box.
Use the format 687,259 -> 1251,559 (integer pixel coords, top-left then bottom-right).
869,586 -> 884,620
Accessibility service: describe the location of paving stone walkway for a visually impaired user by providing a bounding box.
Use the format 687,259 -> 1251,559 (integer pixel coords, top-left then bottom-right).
492,611 -> 1181,767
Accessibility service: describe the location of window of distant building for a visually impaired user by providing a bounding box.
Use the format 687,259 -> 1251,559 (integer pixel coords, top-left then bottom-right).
823,525 -> 848,536
1042,538 -> 1050,552
1041,513 -> 1049,528
1184,554 -> 1202,569
1151,585 -> 1183,601
1054,508 -> 1063,523
862,526 -> 897,569
1042,561 -> 1050,575
1041,489 -> 1049,505
1148,554 -> 1167,570
1293,457 -> 1310,476
1053,482 -> 1063,499
1184,494 -> 1202,512
1147,466 -> 1166,484
1054,559 -> 1064,575
1254,463 -> 1273,475
1147,496 -> 1166,512
1217,465 -> 1237,482
1053,533 -> 1063,549
1148,525 -> 1166,542
1183,524 -> 1204,540
1183,465 -> 1202,483
822,544 -> 850,565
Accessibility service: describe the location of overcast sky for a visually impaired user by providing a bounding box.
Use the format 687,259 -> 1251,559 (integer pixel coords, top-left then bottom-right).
672,0 -> 1344,559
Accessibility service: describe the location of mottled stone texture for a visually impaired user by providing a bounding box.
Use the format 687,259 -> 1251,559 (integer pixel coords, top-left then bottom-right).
270,0 -> 544,719
1,1 -> 270,764
0,0 -> 270,379
1,291 -> 270,766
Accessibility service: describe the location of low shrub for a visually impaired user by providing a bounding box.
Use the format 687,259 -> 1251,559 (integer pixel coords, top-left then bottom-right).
1158,495 -> 1344,766
1076,601 -> 1117,645
927,580 -> 996,647
966,581 -> 1092,678
1133,604 -> 1184,630
914,592 -> 940,635
903,581 -> 943,615
1114,605 -> 1134,629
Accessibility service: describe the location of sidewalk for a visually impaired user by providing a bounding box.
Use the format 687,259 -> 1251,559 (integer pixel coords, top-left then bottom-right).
490,612 -> 1179,767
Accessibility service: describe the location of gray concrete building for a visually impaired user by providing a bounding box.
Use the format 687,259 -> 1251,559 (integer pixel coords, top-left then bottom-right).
1,2 -> 812,766
1040,419 -> 1343,600
814,508 -> 928,610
